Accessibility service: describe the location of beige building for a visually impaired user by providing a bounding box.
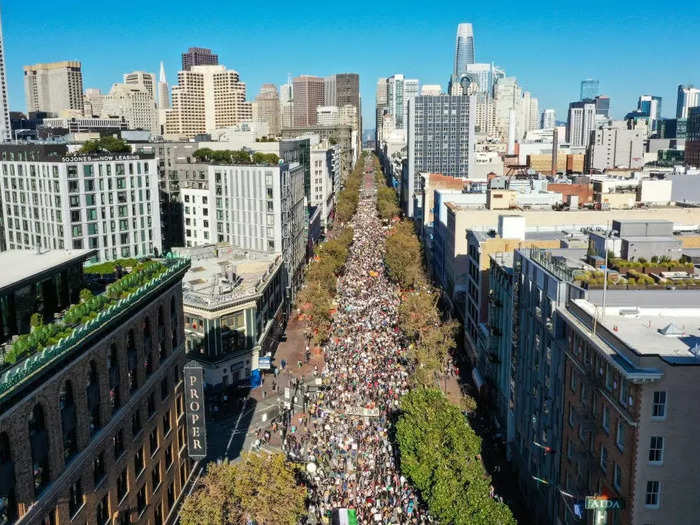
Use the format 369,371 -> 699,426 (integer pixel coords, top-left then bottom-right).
165,65 -> 252,139
101,83 -> 158,133
123,71 -> 156,99
24,60 -> 83,115
559,295 -> 700,525
252,83 -> 280,136
82,88 -> 104,117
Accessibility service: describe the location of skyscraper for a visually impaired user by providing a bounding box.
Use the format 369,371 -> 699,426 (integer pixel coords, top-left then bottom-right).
453,23 -> 475,76
676,84 -> 700,119
123,71 -> 156,99
101,82 -> 159,133
579,79 -> 599,100
158,61 -> 170,109
638,95 -> 662,130
181,47 -> 218,71
594,95 -> 610,117
0,9 -> 11,141
540,109 -> 556,129
165,65 -> 251,138
292,75 -> 324,127
253,83 -> 281,135
567,100 -> 596,147
280,81 -> 294,128
386,74 -> 419,130
23,61 -> 84,115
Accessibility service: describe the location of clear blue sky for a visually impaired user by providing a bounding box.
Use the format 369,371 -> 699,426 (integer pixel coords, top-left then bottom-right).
2,0 -> 698,127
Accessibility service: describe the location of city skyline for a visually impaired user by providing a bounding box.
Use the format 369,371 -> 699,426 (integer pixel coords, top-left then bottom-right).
1,1 -> 698,127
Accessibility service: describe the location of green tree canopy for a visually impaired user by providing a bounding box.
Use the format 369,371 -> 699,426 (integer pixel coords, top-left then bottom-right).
396,388 -> 516,525
79,136 -> 131,154
180,453 -> 307,525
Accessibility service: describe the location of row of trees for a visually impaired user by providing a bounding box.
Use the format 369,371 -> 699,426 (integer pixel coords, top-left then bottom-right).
192,148 -> 280,165
375,157 -> 400,220
296,154 -> 366,344
373,154 -> 515,523
79,136 -> 131,154
180,453 -> 307,525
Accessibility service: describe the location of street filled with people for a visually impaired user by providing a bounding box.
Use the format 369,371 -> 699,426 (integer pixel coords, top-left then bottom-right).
282,161 -> 430,523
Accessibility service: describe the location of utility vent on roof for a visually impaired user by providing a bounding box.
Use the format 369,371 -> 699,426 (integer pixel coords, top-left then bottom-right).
659,323 -> 684,337
619,308 -> 640,317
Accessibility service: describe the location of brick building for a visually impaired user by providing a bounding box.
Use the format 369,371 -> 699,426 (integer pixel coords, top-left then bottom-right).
0,254 -> 193,524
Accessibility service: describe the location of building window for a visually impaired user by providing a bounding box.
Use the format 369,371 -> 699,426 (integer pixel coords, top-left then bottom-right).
68,478 -> 83,518
613,462 -> 622,491
93,451 -> 106,486
0,432 -> 17,523
600,446 -> 608,473
602,403 -> 610,433
117,468 -> 128,502
568,404 -> 574,428
150,428 -> 159,456
148,391 -> 156,418
616,420 -> 625,452
132,410 -> 142,437
29,404 -> 50,496
96,493 -> 109,524
135,446 -> 145,477
113,429 -> 125,460
165,443 -> 174,469
649,436 -> 664,464
645,481 -> 660,508
570,370 -> 576,392
152,464 -> 161,491
652,391 -> 667,419
137,485 -> 147,516
163,411 -> 172,436
60,381 -> 78,463
87,361 -> 101,435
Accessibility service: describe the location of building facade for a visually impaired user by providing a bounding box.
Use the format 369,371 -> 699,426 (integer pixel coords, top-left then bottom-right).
453,23 -> 475,75
291,75 -> 324,127
101,83 -> 158,133
0,144 -> 162,261
0,255 -> 193,525
181,47 -> 218,71
253,83 -> 281,136
567,100 -> 596,148
24,61 -> 84,115
123,71 -> 156,100
0,9 -> 10,141
675,84 -> 700,119
165,65 -> 251,139
587,122 -> 645,172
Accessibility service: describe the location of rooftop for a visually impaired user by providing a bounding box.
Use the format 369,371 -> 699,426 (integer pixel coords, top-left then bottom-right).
0,249 -> 97,293
174,245 -> 282,310
572,297 -> 700,360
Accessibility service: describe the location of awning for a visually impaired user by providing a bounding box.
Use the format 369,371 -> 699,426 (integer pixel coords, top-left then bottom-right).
472,368 -> 484,392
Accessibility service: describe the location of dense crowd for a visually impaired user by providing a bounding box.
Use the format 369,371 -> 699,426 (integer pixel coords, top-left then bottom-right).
284,165 -> 430,523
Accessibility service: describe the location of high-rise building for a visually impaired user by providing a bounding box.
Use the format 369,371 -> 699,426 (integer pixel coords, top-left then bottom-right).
405,95 -> 476,217
580,78 -> 599,100
23,61 -> 84,115
181,47 -> 218,71
420,85 -> 442,96
594,95 -> 610,117
541,109 -> 556,129
101,83 -> 158,133
637,95 -> 662,130
465,63 -> 495,95
676,84 -> 700,119
333,73 -> 360,110
323,75 -> 336,106
375,77 -> 389,144
0,248 -> 193,525
453,23 -> 475,76
279,81 -> 294,129
123,71 -> 156,99
587,121 -> 645,171
386,74 -> 419,130
567,100 -> 596,147
684,107 -> 700,167
253,83 -> 281,136
494,77 -> 522,139
0,9 -> 11,141
158,61 -> 170,109
165,65 -> 251,138
291,75 -> 324,127
0,144 -> 162,259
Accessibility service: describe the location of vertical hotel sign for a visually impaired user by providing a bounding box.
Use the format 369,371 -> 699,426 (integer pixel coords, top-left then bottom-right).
183,362 -> 207,459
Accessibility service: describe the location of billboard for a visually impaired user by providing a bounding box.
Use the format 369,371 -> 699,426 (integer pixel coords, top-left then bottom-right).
183,362 -> 207,460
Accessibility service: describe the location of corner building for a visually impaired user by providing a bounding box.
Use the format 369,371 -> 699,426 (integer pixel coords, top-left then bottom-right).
0,256 -> 193,524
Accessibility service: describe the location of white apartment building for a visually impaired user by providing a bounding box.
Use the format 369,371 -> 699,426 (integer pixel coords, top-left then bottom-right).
386,74 -> 419,130
101,83 -> 158,133
181,161 -> 306,292
23,61 -> 84,115
0,144 -> 161,261
587,121 -> 645,171
165,65 -> 252,139
123,70 -> 156,99
310,143 -> 339,228
567,100 -> 597,147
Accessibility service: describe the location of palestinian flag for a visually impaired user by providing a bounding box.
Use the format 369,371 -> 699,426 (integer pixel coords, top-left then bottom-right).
331,508 -> 358,525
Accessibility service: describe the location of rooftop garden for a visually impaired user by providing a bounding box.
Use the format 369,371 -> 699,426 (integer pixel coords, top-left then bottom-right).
78,136 -> 132,154
608,255 -> 695,274
84,257 -> 143,276
1,260 -> 168,368
576,265 -> 700,290
192,148 -> 280,165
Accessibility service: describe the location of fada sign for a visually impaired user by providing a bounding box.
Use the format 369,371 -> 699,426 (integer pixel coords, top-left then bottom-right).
585,497 -> 625,511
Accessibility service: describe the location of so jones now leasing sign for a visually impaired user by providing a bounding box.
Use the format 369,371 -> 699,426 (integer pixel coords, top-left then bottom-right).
184,362 -> 208,460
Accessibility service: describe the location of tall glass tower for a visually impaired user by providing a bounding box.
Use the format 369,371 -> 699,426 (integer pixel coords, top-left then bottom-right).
454,23 -> 475,76
580,79 -> 599,101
